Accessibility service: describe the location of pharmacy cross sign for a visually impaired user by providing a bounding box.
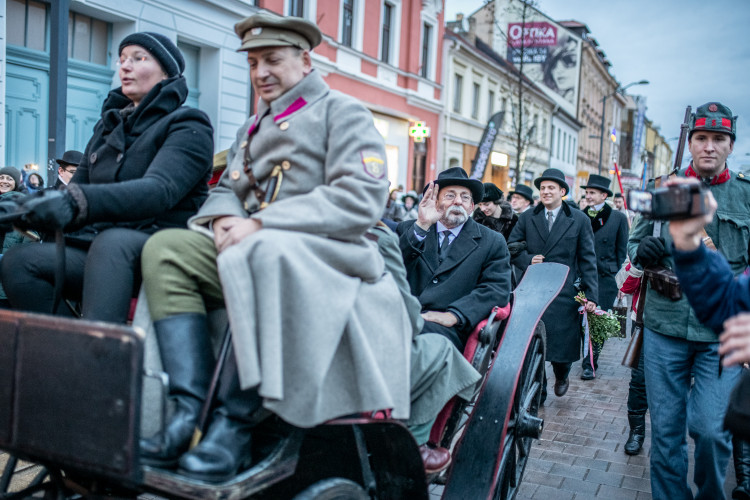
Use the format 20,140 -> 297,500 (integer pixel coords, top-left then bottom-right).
408,121 -> 430,142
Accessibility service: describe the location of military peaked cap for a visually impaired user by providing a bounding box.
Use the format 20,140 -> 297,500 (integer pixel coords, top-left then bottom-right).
235,11 -> 322,51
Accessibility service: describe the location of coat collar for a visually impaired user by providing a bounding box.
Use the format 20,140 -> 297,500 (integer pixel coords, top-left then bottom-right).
425,218 -> 482,274
531,202 -> 575,254
254,69 -> 328,123
588,203 -> 612,233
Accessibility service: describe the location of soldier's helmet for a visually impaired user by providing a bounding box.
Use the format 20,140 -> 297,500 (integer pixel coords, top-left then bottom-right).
689,102 -> 737,141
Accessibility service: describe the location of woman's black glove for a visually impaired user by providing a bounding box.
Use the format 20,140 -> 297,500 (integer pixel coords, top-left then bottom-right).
636,236 -> 666,267
18,190 -> 79,232
0,199 -> 24,232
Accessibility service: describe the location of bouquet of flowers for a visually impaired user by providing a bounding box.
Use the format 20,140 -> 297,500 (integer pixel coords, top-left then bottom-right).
575,291 -> 625,345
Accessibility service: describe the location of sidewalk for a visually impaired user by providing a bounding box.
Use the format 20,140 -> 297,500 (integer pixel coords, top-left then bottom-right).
515,336 -> 737,500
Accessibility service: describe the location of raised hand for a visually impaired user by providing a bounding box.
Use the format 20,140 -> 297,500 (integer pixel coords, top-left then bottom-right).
416,182 -> 443,231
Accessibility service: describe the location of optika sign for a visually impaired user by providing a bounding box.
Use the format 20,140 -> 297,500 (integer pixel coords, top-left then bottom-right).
507,22 -> 557,48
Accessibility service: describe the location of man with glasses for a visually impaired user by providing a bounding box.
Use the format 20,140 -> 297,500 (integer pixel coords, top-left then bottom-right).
52,150 -> 82,189
396,167 -> 511,351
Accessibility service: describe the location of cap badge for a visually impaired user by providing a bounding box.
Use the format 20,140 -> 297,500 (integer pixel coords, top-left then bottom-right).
251,27 -> 263,35
709,103 -> 718,112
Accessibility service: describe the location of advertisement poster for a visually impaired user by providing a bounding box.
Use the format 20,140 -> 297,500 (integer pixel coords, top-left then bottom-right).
497,0 -> 581,116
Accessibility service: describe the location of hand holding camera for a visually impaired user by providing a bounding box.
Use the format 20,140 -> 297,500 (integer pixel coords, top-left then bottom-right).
666,179 -> 718,252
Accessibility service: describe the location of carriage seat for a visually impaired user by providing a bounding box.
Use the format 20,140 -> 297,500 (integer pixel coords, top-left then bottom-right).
427,303 -> 511,447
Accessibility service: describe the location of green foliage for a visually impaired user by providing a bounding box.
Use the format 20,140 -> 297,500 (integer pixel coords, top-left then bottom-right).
575,291 -> 625,345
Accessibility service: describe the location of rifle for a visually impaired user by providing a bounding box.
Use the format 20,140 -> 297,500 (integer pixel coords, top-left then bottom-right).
622,106 -> 691,368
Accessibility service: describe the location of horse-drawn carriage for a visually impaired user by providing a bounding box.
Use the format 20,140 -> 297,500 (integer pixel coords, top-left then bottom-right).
0,262 -> 566,500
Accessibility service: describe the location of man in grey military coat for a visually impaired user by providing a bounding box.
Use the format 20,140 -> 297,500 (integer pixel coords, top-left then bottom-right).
396,167 -> 512,352
138,12 -> 411,483
580,174 -> 629,380
508,168 -> 598,401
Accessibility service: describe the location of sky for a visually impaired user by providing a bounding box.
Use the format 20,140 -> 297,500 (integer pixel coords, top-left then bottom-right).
444,0 -> 750,169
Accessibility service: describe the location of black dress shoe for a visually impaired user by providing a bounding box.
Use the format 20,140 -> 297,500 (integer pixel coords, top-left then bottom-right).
581,366 -> 595,380
554,378 -> 569,397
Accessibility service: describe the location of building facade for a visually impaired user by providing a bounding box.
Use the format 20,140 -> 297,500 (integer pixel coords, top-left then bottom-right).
442,22 -> 555,194
2,0 -> 444,193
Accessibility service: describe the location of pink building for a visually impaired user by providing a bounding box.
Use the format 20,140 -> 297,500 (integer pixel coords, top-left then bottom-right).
258,0 -> 445,190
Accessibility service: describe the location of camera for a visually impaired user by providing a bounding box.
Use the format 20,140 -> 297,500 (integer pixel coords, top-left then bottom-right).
628,183 -> 708,220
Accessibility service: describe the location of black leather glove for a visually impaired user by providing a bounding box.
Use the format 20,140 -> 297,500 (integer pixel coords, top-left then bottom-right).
0,199 -> 24,232
636,236 -> 666,268
18,190 -> 78,232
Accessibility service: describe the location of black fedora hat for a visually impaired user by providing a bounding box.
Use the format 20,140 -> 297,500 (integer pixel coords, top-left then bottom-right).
56,150 -> 83,167
581,174 -> 613,197
508,184 -> 534,203
427,167 -> 484,203
534,168 -> 569,195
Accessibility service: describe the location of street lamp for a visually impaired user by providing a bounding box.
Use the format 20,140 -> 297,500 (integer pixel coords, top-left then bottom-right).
597,79 -> 649,174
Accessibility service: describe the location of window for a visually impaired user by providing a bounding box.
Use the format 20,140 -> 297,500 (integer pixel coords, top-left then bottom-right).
288,0 -> 304,17
488,90 -> 495,118
541,118 -> 547,144
68,11 -> 109,65
420,22 -> 432,78
341,0 -> 354,47
556,129 -> 561,159
471,83 -> 480,119
452,74 -> 463,113
550,125 -> 555,153
178,41 -> 201,109
381,2 -> 393,63
532,114 -> 539,142
8,0 -> 48,52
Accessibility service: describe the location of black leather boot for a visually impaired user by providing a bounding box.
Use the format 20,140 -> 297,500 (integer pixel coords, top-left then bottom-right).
733,436 -> 750,500
178,347 -> 263,483
141,314 -> 215,468
624,412 -> 646,456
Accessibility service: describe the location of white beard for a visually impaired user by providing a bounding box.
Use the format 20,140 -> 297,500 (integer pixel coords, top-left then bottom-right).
443,206 -> 469,227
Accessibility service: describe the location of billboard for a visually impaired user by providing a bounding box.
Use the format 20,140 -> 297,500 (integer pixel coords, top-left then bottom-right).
496,0 -> 581,116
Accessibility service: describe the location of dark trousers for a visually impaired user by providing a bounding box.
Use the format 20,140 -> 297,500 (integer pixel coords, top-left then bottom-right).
0,228 -> 149,323
627,335 -> 648,415
421,320 -> 469,352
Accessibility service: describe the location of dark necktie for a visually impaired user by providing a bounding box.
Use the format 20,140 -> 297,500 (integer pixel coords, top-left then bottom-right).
547,211 -> 554,231
439,230 -> 452,256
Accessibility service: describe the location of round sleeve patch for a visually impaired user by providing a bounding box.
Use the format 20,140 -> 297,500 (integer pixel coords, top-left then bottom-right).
361,151 -> 386,179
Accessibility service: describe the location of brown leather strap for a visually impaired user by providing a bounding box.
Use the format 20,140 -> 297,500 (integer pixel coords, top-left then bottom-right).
635,276 -> 648,325
701,228 -> 716,250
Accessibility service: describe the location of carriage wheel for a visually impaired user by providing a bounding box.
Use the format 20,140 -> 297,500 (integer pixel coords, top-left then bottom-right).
292,477 -> 369,500
492,321 -> 545,500
0,453 -> 49,499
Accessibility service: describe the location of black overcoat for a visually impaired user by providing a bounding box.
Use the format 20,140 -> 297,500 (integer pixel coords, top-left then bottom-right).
508,202 -> 598,363
589,204 -> 629,310
396,217 -> 511,331
69,75 -> 213,232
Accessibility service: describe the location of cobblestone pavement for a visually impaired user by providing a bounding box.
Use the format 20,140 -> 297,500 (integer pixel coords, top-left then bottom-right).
430,335 -> 738,499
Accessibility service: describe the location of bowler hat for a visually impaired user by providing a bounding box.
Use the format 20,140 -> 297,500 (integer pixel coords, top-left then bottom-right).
55,150 -> 83,167
235,11 -> 322,52
581,174 -> 613,197
690,102 -> 736,141
507,184 -> 534,203
534,168 -> 569,195
427,167 -> 484,203
481,183 -> 504,203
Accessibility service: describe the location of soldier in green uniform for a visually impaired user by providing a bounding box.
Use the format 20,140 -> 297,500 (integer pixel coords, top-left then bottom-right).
628,102 -> 749,499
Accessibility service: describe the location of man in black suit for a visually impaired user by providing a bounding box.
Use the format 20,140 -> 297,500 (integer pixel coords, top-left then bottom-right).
52,150 -> 82,190
508,168 -> 598,399
580,174 -> 629,380
397,167 -> 511,351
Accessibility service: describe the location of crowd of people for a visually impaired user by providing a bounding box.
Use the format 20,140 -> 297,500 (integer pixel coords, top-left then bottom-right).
0,8 -> 747,498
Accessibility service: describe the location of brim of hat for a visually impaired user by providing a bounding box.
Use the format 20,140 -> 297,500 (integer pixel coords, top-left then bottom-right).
508,191 -> 534,202
580,184 -> 613,197
534,176 -> 569,194
237,38 -> 302,51
433,178 -> 484,203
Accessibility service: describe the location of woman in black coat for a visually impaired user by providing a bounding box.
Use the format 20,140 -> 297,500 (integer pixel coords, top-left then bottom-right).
0,32 -> 213,323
